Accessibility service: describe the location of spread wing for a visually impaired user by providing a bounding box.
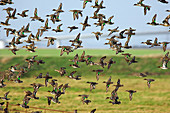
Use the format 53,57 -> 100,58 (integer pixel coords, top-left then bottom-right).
152,14 -> 157,23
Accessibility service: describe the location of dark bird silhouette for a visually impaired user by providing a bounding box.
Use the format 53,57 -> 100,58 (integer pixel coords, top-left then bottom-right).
86,82 -> 98,91
103,76 -> 113,92
80,16 -> 91,31
144,79 -> 155,88
43,72 -> 52,87
126,90 -> 137,101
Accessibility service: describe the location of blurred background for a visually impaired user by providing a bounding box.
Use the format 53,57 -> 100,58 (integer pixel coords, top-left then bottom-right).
0,0 -> 170,49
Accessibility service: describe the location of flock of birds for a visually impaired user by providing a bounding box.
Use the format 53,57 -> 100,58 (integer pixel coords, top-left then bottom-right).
0,0 -> 170,113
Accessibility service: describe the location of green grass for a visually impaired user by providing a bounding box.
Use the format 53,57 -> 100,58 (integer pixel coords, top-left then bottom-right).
0,49 -> 169,113
0,48 -> 167,57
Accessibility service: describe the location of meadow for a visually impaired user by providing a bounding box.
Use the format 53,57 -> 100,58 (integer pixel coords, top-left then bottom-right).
0,49 -> 170,113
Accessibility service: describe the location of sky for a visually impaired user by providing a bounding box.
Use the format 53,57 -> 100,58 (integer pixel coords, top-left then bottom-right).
0,0 -> 170,49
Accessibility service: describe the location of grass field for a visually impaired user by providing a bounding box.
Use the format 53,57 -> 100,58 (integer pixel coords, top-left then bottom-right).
0,48 -> 167,57
0,49 -> 170,113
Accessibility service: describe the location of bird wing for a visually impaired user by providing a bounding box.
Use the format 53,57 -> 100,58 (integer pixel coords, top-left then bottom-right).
76,33 -> 81,40
47,39 -> 50,47
45,18 -> 48,27
84,16 -> 88,24
12,8 -> 16,17
59,3 -> 62,10
152,14 -> 157,23
34,8 -> 38,17
22,10 -> 29,15
4,91 -> 10,97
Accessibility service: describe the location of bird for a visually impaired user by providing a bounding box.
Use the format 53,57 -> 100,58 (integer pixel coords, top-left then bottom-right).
122,53 -> 132,58
86,82 -> 98,91
67,71 -> 81,80
106,16 -> 114,25
41,18 -> 51,30
158,42 -> 170,52
115,29 -> 127,39
43,72 -> 52,87
78,94 -> 89,104
55,67 -> 67,76
90,8 -> 100,19
69,33 -> 82,45
9,48 -> 19,55
95,56 -> 107,68
0,91 -> 10,100
46,13 -> 61,24
52,24 -> 63,33
12,75 -> 23,83
150,38 -> 160,48
58,46 -> 73,56
128,56 -> 138,65
67,26 -> 78,33
23,23 -> 31,33
6,8 -> 17,19
125,27 -> 136,40
30,8 -> 44,22
24,34 -> 34,43
82,0 -> 92,9
22,42 -> 37,53
18,96 -> 31,108
90,109 -> 96,113
160,15 -> 170,27
69,10 -> 83,20
147,14 -> 159,26
134,0 -> 144,7
5,36 -> 16,49
107,58 -> 116,69
31,30 -> 41,41
113,79 -> 124,91
62,83 -> 71,93
3,28 -> 16,37
158,59 -> 169,69
123,38 -> 132,49
144,79 -> 155,88
92,69 -> 103,81
91,0 -> 106,9
108,27 -> 119,36
69,63 -> 80,68
35,73 -> 43,79
137,73 -> 147,77
134,0 -> 151,15
158,0 -> 168,4
0,102 -> 4,111
9,64 -> 20,72
141,39 -> 152,45
1,18 -> 10,26
80,16 -> 91,31
44,37 -> 56,47
30,83 -> 44,91
126,90 -> 137,101
166,10 -> 170,12
84,99 -> 91,105
17,10 -> 29,17
49,79 -> 58,87
46,96 -> 53,105
38,28 -> 48,37
91,0 -> 99,8
103,76 -> 114,92
3,102 -> 9,113
142,4 -> 151,15
3,7 -> 13,12
92,32 -> 103,40
52,3 -> 64,14
0,78 -> 6,88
